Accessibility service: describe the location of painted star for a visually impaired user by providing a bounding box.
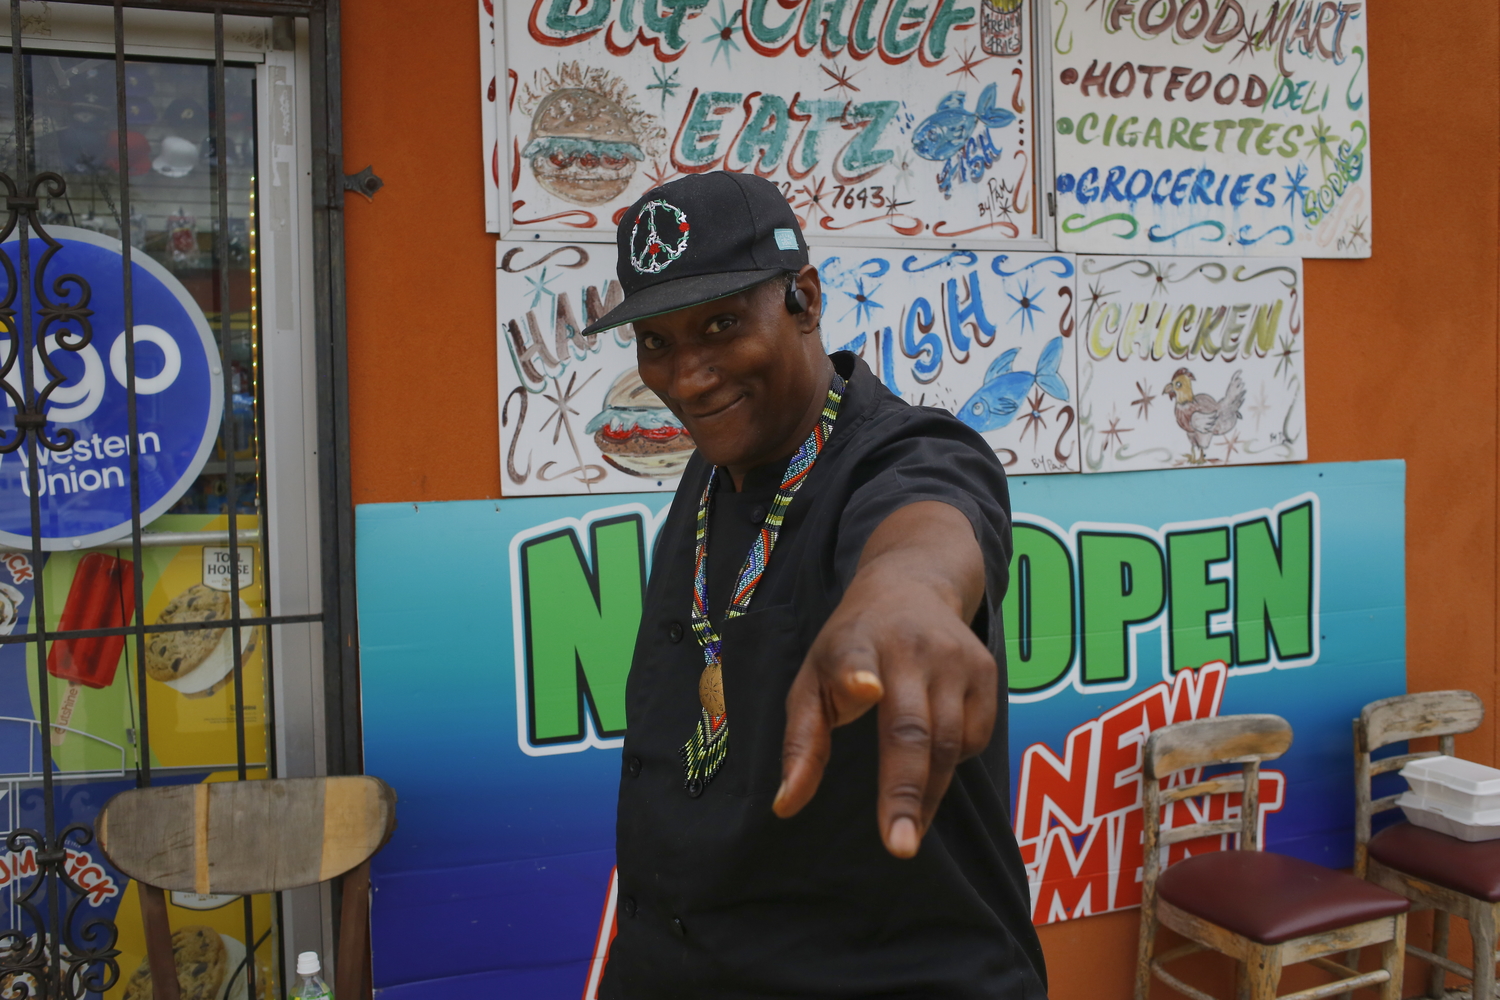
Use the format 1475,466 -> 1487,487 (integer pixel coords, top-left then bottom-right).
1304,116 -> 1342,176
1274,335 -> 1300,380
820,61 -> 861,98
1100,416 -> 1132,451
646,66 -> 680,112
841,277 -> 885,327
1020,391 -> 1053,445
703,1 -> 742,67
1220,432 -> 1241,462
794,177 -> 832,224
1345,215 -> 1369,248
1247,381 -> 1271,429
1130,379 -> 1156,420
945,45 -> 992,81
524,266 -> 557,309
1230,15 -> 1261,62
1084,279 -> 1114,312
644,160 -> 679,190
1008,279 -> 1043,335
1281,163 -> 1310,218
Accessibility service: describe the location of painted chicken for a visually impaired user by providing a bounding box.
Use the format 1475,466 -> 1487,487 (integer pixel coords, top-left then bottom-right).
1162,368 -> 1246,465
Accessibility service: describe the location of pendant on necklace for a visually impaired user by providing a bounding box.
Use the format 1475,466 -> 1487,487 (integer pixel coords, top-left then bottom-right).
698,663 -> 726,718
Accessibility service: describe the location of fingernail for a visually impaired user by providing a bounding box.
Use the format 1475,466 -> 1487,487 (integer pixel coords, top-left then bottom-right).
889,817 -> 919,857
851,670 -> 882,691
772,780 -> 788,811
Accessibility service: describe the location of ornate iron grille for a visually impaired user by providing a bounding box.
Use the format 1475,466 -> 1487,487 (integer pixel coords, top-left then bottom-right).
0,1 -> 354,999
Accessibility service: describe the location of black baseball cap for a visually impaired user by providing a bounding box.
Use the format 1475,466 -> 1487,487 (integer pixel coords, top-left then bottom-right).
580,171 -> 809,336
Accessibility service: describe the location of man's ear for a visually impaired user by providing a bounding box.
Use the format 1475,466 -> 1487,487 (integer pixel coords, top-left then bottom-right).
793,265 -> 823,334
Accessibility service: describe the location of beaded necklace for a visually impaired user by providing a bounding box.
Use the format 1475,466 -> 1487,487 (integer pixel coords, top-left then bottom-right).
680,372 -> 847,796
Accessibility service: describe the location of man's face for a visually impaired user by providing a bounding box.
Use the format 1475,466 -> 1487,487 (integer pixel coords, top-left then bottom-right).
633,268 -> 827,474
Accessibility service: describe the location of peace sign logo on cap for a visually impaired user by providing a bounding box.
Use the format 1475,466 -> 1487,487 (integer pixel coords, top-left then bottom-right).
629,200 -> 690,275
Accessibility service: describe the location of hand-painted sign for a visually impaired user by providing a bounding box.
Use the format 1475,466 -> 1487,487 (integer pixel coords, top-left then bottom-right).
817,248 -> 1081,473
1050,0 -> 1371,257
0,227 -> 223,549
487,0 -> 1046,246
359,459 -> 1406,998
497,242 -> 1085,495
1075,254 -> 1305,472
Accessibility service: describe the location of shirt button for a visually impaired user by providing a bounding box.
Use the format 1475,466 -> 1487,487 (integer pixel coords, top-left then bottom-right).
672,917 -> 687,938
749,505 -> 768,524
621,895 -> 637,918
668,622 -> 684,643
626,756 -> 641,778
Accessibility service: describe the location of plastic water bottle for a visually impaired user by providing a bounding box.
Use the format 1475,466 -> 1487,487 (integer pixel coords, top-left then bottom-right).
293,952 -> 332,1000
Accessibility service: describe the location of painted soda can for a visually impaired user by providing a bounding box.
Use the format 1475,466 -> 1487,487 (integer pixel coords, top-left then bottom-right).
981,0 -> 1024,57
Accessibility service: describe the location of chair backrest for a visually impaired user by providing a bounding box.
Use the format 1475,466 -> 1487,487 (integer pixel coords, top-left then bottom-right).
1352,689 -> 1484,873
97,775 -> 397,895
1140,715 -> 1293,905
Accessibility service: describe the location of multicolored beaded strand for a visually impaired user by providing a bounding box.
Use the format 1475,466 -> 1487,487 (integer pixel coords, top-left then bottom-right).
681,372 -> 847,794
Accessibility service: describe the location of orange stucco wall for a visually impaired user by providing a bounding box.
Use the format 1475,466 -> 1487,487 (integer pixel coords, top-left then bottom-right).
340,1 -> 1500,996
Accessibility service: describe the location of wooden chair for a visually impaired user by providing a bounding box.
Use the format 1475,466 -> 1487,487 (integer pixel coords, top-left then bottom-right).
1137,715 -> 1410,1000
97,776 -> 396,1000
1353,690 -> 1496,1000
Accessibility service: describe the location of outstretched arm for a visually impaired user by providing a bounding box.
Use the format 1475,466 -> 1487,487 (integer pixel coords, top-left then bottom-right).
772,500 -> 997,858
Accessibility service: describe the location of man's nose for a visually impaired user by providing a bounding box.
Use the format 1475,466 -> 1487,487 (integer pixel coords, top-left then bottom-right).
668,351 -> 722,401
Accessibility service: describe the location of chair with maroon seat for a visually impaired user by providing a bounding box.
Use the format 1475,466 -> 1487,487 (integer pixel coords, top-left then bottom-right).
1136,714 -> 1410,1000
1353,689 -> 1495,1000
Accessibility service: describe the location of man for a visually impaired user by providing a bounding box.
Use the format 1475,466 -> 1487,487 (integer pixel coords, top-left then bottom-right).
583,171 -> 1046,999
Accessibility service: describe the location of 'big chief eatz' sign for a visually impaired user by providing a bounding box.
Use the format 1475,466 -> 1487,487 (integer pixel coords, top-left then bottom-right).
358,460 -> 1405,997
483,0 -> 1047,245
1050,0 -> 1371,256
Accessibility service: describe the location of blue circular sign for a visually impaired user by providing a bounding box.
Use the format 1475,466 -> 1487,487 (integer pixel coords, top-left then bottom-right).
0,226 -> 223,550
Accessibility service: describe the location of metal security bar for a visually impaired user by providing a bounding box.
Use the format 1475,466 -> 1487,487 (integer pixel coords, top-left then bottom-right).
0,1 -> 352,998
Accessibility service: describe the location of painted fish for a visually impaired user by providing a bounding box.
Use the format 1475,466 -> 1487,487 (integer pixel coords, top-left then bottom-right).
912,82 -> 1017,162
957,337 -> 1069,432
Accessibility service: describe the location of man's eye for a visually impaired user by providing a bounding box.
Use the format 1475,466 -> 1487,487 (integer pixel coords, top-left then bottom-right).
640,333 -> 666,350
706,316 -> 735,335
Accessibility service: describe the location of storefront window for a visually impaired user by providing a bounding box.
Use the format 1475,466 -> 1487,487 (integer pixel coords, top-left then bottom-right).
0,47 -> 281,1000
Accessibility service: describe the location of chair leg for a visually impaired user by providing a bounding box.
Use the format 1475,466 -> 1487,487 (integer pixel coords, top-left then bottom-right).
1378,913 -> 1406,1000
1244,945 -> 1282,1000
1135,900 -> 1158,1000
336,860 -> 372,1000
1471,904 -> 1496,1000
1336,947 -> 1363,1000
137,884 -> 182,1000
1428,910 -> 1450,1000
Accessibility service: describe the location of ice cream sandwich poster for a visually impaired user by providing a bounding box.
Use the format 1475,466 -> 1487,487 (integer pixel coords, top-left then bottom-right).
0,515 -> 269,779
1049,0 -> 1371,258
1076,255 -> 1306,473
497,242 -> 1084,496
487,0 -> 1047,246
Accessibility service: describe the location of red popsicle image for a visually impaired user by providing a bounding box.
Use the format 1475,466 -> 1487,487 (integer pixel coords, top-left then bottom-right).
48,553 -> 135,746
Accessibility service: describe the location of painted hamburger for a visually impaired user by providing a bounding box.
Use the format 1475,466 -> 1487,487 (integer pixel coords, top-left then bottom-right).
522,88 -> 643,205
586,368 -> 694,479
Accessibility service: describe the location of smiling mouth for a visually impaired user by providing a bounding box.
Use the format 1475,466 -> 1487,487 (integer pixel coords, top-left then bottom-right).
687,395 -> 745,421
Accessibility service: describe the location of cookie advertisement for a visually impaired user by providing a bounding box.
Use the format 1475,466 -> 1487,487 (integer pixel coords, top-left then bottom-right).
17,515 -> 268,777
490,0 -> 1048,247
1075,255 -> 1306,473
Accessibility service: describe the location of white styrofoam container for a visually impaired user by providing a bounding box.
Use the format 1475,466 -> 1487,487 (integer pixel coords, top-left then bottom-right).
1399,755 -> 1500,813
1397,791 -> 1500,843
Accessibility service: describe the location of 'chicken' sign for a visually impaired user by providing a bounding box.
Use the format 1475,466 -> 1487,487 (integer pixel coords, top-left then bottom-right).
1075,254 -> 1306,473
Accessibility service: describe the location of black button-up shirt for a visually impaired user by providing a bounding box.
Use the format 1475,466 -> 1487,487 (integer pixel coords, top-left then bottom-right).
603,353 -> 1047,999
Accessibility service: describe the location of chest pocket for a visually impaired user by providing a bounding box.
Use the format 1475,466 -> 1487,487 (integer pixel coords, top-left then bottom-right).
714,605 -> 806,798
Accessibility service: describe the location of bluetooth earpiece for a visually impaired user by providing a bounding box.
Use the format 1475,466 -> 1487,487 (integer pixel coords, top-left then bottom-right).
785,283 -> 809,314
